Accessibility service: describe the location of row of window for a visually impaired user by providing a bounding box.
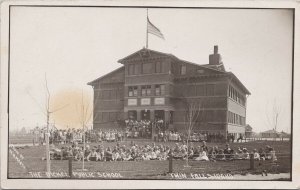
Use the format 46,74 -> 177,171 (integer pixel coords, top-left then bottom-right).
128,84 -> 165,97
128,62 -> 164,75
228,86 -> 246,106
96,89 -> 124,100
227,111 -> 245,125
175,84 -> 215,96
95,112 -> 123,122
128,62 -> 188,76
173,110 -> 226,123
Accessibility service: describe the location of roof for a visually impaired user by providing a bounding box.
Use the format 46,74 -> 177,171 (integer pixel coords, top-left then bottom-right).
87,66 -> 124,86
118,48 -> 226,74
227,72 -> 251,95
88,48 -> 251,95
261,129 -> 279,134
118,48 -> 178,64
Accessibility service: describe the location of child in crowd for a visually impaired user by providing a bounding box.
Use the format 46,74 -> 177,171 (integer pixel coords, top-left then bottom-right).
242,148 -> 250,160
253,149 -> 260,160
216,149 -> 226,161
235,148 -> 244,160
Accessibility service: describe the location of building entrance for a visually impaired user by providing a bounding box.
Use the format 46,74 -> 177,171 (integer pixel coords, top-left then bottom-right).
141,110 -> 150,120
128,110 -> 137,120
154,110 -> 164,121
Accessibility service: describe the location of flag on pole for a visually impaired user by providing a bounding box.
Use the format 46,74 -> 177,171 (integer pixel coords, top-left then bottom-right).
147,17 -> 165,40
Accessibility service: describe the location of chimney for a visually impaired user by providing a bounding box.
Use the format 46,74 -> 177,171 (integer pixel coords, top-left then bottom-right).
214,45 -> 218,54
209,45 -> 222,65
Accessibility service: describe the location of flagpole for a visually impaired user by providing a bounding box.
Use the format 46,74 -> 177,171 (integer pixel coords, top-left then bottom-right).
146,8 -> 148,49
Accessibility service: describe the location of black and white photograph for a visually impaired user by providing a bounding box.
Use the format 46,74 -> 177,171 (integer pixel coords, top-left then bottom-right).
0,0 -> 299,189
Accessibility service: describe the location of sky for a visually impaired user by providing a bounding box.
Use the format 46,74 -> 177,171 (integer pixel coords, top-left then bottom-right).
9,7 -> 293,133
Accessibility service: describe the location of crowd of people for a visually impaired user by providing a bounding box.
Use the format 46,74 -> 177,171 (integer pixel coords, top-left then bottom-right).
48,141 -> 278,163
124,119 -> 153,138
33,127 -> 125,145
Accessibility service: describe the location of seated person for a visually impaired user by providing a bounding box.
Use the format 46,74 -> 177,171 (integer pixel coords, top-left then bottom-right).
89,148 -> 99,161
84,145 -> 92,161
235,148 -> 244,160
258,148 -> 266,160
194,147 -> 209,161
208,146 -> 218,161
223,143 -> 232,160
216,149 -> 226,161
96,145 -> 105,161
61,147 -> 69,160
105,147 -> 113,161
123,150 -> 133,161
265,145 -> 271,160
227,149 -> 235,160
253,149 -> 260,160
242,148 -> 250,160
188,147 -> 194,159
193,146 -> 200,159
49,145 -> 62,160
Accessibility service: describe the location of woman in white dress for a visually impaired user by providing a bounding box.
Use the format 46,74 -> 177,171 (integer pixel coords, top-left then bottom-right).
195,147 -> 209,161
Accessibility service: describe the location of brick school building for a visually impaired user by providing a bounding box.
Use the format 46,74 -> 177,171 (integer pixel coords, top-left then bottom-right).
88,46 -> 250,140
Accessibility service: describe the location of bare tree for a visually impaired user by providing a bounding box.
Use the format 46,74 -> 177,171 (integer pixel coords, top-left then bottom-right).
43,74 -> 68,174
174,79 -> 204,167
183,99 -> 203,167
76,88 -> 103,171
265,99 -> 281,140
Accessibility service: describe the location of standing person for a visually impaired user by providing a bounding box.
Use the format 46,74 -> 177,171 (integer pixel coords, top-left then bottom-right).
201,141 -> 209,153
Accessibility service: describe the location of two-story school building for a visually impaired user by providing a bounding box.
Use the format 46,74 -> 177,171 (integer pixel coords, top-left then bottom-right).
88,46 -> 250,139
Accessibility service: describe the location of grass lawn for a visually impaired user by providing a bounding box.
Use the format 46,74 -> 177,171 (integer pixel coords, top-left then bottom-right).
8,140 -> 291,180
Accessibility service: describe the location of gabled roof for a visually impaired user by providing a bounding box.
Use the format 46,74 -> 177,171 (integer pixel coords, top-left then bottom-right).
87,66 -> 124,86
118,48 -> 178,64
118,48 -> 227,75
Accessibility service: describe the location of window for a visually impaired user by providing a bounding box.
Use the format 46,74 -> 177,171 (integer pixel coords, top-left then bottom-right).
128,64 -> 134,75
110,90 -> 116,99
128,64 -> 139,75
170,111 -> 174,124
206,84 -> 215,96
197,69 -> 204,74
102,112 -> 109,122
102,90 -> 110,99
196,85 -> 205,96
128,86 -> 138,97
155,84 -> 165,96
155,62 -> 162,73
180,65 -> 186,75
109,112 -> 117,121
142,62 -> 152,74
141,85 -> 151,96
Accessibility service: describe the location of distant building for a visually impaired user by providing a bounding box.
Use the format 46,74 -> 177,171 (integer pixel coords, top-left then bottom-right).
261,129 -> 280,138
88,46 -> 250,140
279,131 -> 291,139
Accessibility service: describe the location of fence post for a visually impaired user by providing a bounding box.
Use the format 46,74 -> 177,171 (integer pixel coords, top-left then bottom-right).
169,151 -> 173,173
250,153 -> 254,170
68,157 -> 73,178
